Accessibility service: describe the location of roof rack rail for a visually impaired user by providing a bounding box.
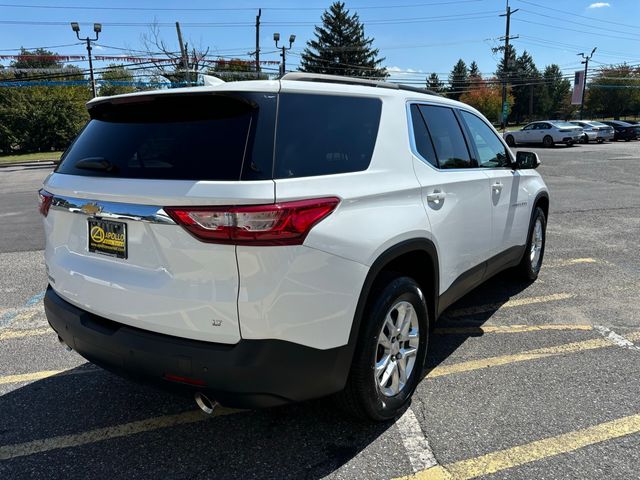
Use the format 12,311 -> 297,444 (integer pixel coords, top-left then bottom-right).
280,72 -> 441,96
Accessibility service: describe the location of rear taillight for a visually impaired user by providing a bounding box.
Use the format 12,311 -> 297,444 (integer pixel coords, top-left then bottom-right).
165,197 -> 340,246
38,189 -> 53,217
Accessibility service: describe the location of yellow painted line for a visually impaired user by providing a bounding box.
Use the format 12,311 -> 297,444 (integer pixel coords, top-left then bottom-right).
0,327 -> 50,341
3,331 -> 636,387
0,367 -> 98,385
11,308 -> 42,323
427,337 -> 612,378
546,257 -> 598,268
626,331 -> 640,342
446,293 -> 574,319
398,413 -> 640,480
0,408 -> 237,461
0,370 -> 62,385
434,324 -> 592,335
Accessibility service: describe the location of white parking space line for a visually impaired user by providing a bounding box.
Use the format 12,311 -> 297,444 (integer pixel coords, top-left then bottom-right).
594,325 -> 640,351
396,407 -> 438,472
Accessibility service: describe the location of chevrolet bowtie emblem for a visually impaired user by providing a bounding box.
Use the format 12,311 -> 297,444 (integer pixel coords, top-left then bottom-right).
81,203 -> 102,216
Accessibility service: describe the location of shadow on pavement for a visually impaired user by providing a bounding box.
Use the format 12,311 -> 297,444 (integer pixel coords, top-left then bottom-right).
426,269 -> 533,372
0,365 -> 394,479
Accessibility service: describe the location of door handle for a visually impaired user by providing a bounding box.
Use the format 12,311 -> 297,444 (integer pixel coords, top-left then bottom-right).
492,182 -> 503,193
426,190 -> 446,203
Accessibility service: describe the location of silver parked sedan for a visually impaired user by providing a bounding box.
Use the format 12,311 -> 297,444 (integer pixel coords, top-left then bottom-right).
570,120 -> 615,143
504,121 -> 583,147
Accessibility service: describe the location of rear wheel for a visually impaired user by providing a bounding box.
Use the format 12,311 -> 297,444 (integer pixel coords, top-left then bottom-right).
335,276 -> 429,421
516,207 -> 546,281
506,135 -> 515,147
580,134 -> 588,144
543,135 -> 554,148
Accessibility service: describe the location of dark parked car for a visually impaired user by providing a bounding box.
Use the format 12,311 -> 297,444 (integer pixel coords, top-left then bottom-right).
601,120 -> 639,141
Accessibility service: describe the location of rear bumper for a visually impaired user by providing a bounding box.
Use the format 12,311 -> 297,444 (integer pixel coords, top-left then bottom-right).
44,286 -> 352,408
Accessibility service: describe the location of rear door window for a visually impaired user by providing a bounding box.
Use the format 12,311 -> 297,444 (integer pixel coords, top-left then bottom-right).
274,93 -> 382,178
56,92 -> 276,181
417,105 -> 472,169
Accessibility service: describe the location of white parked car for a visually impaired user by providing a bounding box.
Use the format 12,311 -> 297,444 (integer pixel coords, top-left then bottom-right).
40,73 -> 549,421
504,121 -> 583,147
570,120 -> 615,143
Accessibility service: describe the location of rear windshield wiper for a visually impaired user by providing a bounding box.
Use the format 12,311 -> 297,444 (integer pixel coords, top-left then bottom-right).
74,157 -> 117,173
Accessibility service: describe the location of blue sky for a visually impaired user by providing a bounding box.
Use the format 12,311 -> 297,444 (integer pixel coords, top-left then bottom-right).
0,0 -> 639,84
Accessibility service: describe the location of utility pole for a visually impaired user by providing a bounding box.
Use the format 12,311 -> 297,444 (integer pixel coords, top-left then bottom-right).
70,22 -> 101,98
578,47 -> 597,120
499,1 -> 518,129
175,22 -> 189,86
255,9 -> 261,73
273,33 -> 295,77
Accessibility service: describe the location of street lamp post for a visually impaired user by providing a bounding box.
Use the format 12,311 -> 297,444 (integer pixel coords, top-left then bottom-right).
71,22 -> 102,98
578,47 -> 597,120
273,33 -> 295,77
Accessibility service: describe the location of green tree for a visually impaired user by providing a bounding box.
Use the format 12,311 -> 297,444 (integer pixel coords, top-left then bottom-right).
460,79 -> 513,123
587,64 -> 640,119
207,58 -> 268,82
448,59 -> 468,100
99,64 -> 136,96
468,60 -> 481,81
541,64 -> 571,118
0,50 -> 90,154
426,72 -> 444,93
495,45 -> 517,87
300,1 -> 386,78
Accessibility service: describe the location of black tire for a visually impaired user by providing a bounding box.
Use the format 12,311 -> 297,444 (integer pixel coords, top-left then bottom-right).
580,134 -> 588,144
597,138 -> 604,144
517,207 -> 546,281
506,135 -> 516,147
335,276 -> 429,421
543,135 -> 554,148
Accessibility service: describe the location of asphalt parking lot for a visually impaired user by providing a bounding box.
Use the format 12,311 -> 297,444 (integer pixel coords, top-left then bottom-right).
1,141 -> 639,479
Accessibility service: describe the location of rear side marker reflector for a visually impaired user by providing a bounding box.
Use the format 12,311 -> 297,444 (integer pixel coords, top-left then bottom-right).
165,197 -> 340,246
163,373 -> 207,387
38,189 -> 53,217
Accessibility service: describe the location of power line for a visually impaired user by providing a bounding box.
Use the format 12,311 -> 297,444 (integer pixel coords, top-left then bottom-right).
0,42 -> 82,52
0,1 -> 484,12
0,12 -> 501,28
514,17 -> 640,43
518,9 -> 640,40
516,0 -> 640,31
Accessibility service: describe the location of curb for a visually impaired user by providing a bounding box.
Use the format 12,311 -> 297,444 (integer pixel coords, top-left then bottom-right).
0,160 -> 57,168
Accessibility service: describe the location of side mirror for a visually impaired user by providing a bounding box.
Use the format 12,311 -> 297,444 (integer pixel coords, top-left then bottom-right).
514,151 -> 541,169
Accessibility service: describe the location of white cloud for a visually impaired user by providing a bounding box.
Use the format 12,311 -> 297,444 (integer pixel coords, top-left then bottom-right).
386,66 -> 423,82
588,2 -> 610,8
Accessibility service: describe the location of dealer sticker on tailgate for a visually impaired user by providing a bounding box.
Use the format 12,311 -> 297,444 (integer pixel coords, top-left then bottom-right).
88,218 -> 127,259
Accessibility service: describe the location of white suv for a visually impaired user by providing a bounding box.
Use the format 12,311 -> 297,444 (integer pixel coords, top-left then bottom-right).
40,73 -> 549,421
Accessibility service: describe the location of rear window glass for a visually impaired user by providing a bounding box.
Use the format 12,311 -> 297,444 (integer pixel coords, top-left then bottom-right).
56,93 -> 276,181
274,93 -> 382,178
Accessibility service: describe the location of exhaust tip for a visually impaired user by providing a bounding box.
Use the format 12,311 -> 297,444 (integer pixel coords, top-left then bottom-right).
195,391 -> 218,415
57,335 -> 72,352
